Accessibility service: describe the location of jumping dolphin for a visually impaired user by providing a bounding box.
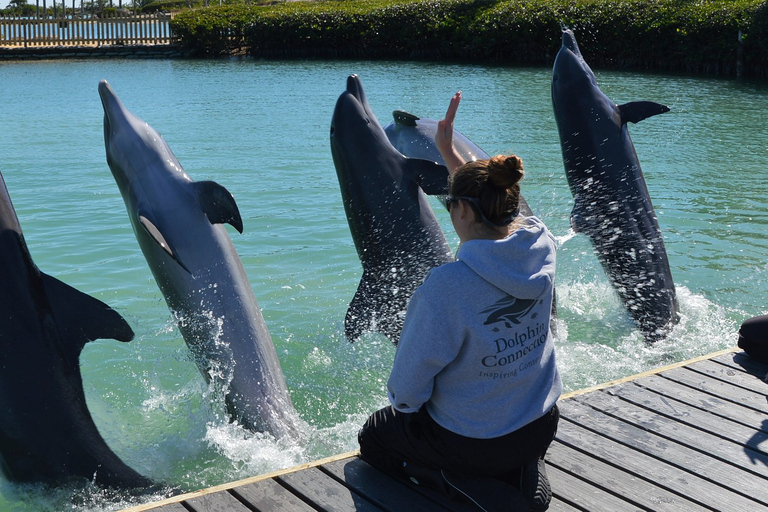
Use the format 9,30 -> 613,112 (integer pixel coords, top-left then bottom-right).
383,110 -> 534,217
99,80 -> 299,438
551,29 -> 678,341
0,171 -> 150,487
330,75 -> 454,344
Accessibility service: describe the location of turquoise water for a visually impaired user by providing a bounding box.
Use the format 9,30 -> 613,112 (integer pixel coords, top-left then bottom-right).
0,58 -> 767,510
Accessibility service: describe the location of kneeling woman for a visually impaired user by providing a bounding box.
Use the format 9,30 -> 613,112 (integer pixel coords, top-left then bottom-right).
358,93 -> 561,510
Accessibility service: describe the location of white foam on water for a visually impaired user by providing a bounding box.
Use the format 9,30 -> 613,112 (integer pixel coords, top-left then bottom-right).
555,282 -> 739,392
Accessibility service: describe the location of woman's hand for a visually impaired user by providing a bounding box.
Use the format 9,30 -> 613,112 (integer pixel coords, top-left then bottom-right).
435,91 -> 465,173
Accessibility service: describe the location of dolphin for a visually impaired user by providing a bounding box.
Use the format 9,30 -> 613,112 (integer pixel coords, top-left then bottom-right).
551,29 -> 678,341
330,75 -> 454,344
383,109 -> 534,216
0,171 -> 150,487
99,80 -> 299,438
384,110 -> 489,164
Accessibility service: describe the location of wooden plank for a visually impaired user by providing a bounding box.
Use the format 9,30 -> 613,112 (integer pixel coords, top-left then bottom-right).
688,359 -> 768,393
546,464 -> 643,512
122,452 -> 360,512
278,466 -> 383,512
559,399 -> 768,507
547,440 -> 709,511
555,406 -> 763,510
184,491 -> 251,512
321,457 -> 466,511
230,478 -> 315,512
573,389 -> 768,482
715,351 -> 768,378
634,374 -> 768,431
608,381 -> 768,454
661,367 -> 768,414
636,376 -> 768,431
147,504 -> 188,512
545,495 -> 584,512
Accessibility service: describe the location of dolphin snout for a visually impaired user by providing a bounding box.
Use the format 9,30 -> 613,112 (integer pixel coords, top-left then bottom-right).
561,29 -> 581,56
98,79 -> 115,110
98,80 -> 130,133
345,74 -> 366,104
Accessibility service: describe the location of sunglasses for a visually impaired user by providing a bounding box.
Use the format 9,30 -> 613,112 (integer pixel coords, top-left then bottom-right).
445,195 -> 519,227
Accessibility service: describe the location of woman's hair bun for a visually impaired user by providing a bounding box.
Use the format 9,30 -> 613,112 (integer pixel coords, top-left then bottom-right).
487,155 -> 524,189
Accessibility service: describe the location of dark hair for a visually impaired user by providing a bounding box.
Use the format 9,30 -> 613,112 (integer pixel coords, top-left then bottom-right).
449,155 -> 524,226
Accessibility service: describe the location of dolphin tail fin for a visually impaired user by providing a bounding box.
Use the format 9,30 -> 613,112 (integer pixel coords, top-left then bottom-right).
194,180 -> 244,234
344,273 -> 403,345
618,101 -> 670,124
41,272 -> 134,366
406,158 -> 450,196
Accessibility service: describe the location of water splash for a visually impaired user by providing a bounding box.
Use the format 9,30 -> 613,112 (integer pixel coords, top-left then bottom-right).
555,283 -> 738,392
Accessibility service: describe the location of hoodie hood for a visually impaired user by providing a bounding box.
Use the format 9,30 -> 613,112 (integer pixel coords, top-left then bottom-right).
456,216 -> 556,300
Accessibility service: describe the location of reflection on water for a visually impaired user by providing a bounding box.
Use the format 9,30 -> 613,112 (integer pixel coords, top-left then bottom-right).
0,58 -> 766,510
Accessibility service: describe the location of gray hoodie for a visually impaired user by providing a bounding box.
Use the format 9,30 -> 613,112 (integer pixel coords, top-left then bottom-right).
387,216 -> 561,439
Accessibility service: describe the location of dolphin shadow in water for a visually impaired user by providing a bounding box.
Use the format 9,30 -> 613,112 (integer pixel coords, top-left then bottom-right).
99,80 -> 300,439
551,28 -> 679,342
0,171 -> 151,488
331,75 -> 454,344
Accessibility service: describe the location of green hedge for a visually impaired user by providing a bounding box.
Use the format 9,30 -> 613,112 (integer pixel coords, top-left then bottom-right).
170,0 -> 768,77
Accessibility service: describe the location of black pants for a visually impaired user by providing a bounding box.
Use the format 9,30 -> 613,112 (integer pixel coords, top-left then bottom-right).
358,404 -> 559,482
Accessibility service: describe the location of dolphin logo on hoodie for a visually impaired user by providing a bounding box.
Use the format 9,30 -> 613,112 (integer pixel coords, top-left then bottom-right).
482,296 -> 540,329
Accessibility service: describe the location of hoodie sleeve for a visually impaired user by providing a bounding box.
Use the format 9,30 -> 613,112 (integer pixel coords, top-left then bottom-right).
387,269 -> 463,413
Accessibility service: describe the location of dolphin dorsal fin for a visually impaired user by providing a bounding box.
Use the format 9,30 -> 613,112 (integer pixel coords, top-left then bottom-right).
138,213 -> 191,274
618,101 -> 670,124
392,110 -> 419,127
193,181 -> 244,234
406,158 -> 450,196
41,272 -> 134,367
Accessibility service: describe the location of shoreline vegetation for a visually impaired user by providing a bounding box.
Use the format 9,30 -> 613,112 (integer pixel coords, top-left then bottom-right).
164,0 -> 768,77
1,0 -> 767,77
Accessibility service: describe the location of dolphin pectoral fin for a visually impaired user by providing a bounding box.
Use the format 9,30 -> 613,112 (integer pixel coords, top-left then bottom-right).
138,214 -> 191,274
41,272 -> 134,365
193,180 -> 244,234
407,158 -> 450,196
618,101 -> 670,124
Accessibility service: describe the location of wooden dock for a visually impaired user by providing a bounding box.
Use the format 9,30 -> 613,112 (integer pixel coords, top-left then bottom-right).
125,347 -> 768,511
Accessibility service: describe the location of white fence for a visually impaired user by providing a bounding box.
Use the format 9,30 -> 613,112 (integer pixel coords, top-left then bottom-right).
0,12 -> 174,47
